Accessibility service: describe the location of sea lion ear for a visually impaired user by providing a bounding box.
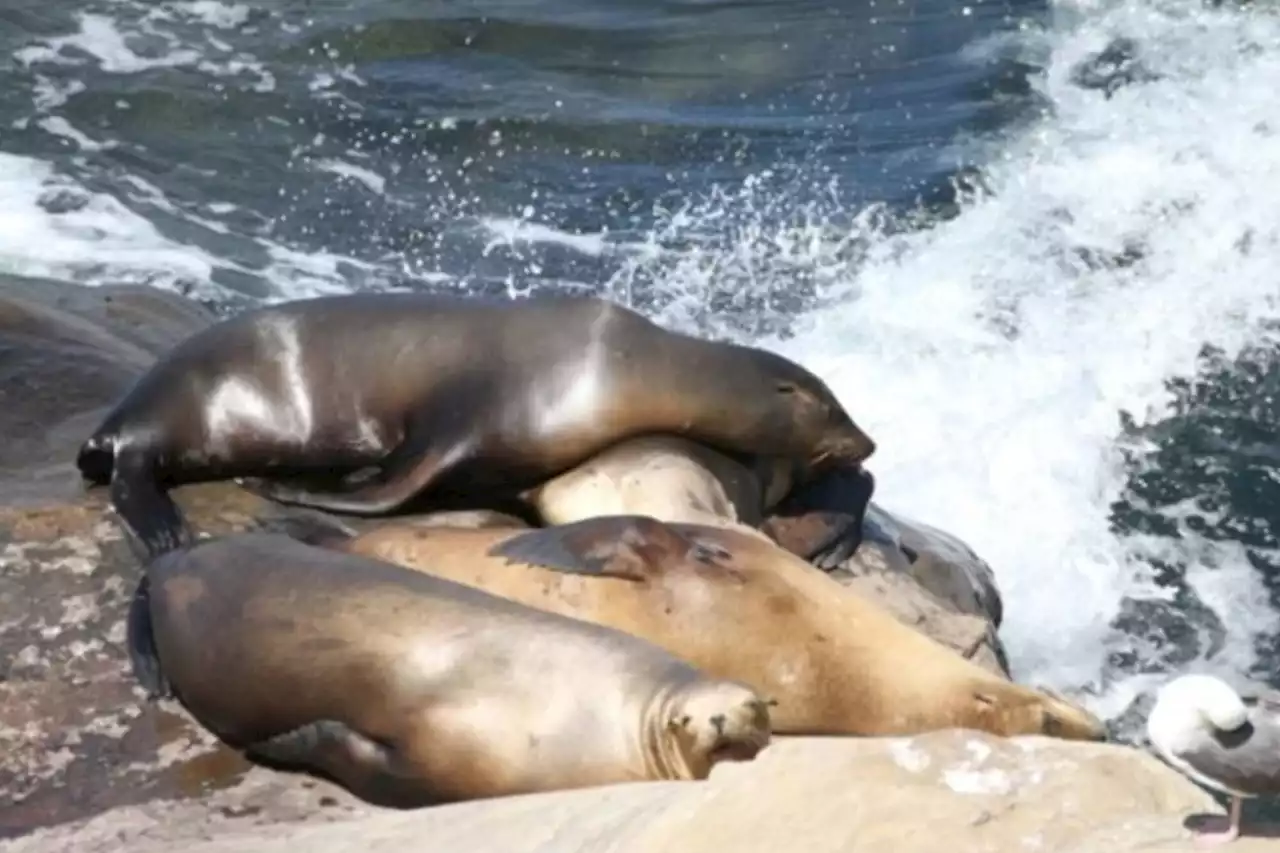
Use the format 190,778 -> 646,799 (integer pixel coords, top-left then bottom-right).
486,515 -> 689,582
775,381 -> 798,394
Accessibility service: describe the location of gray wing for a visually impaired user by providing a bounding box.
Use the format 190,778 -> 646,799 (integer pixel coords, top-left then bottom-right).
1183,713 -> 1280,796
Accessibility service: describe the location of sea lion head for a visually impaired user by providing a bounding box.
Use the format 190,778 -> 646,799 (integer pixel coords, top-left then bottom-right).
972,683 -> 1109,742
736,346 -> 877,469
657,678 -> 775,779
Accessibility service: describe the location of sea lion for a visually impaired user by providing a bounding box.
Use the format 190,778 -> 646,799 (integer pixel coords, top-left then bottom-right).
75,292 -> 876,558
289,514 -> 1107,741
124,530 -> 774,808
522,435 -> 876,569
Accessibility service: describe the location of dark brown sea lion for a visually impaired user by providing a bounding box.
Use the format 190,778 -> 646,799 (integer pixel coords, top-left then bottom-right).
125,530 -> 774,808
290,514 -> 1107,742
75,292 -> 876,558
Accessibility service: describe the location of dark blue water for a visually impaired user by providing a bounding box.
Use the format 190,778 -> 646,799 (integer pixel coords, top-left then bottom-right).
0,0 -> 1041,305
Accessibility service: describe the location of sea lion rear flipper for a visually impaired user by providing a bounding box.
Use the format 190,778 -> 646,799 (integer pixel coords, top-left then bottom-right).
251,507 -> 359,549
126,574 -> 172,700
110,446 -> 198,563
245,420 -> 474,516
761,463 -> 875,571
488,515 -> 715,582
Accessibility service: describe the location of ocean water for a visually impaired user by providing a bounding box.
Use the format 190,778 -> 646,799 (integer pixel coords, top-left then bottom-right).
3,0 -> 1280,742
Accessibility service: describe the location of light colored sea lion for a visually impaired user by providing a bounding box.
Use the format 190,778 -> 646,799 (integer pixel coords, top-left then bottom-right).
522,435 -> 876,569
289,514 -> 1107,741
124,530 -> 774,808
75,292 -> 876,558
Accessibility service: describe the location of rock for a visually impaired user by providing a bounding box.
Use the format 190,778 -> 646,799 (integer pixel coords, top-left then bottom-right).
0,274 -> 217,507
0,277 -> 1055,839
827,501 -> 1011,677
0,276 -> 365,839
3,731 -> 1267,853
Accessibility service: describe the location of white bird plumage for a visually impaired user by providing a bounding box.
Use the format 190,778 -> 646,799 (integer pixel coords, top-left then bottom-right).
1146,673 -> 1280,847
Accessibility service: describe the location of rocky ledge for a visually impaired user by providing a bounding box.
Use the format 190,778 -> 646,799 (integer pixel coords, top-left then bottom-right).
3,732 -> 1266,853
0,275 -> 1233,849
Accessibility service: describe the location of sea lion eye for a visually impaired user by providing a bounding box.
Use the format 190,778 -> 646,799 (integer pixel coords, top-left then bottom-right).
775,382 -> 798,395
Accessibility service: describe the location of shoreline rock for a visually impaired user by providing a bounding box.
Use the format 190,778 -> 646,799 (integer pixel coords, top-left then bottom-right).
3,732 -> 1262,853
0,275 -> 1089,840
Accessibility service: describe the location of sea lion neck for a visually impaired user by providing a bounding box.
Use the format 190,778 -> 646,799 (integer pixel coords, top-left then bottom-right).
637,667 -> 705,781
611,333 -> 780,437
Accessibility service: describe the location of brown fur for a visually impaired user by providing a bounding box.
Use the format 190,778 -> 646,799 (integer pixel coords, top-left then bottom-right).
522,436 -> 787,536
521,435 -> 874,568
130,532 -> 773,808
317,516 -> 1107,741
78,292 -> 876,559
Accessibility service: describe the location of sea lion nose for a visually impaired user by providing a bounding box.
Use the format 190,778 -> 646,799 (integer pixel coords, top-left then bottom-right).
711,713 -> 726,735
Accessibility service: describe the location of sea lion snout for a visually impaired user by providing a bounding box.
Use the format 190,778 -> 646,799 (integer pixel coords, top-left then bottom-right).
1031,684 -> 1108,742
668,681 -> 774,768
818,429 -> 877,466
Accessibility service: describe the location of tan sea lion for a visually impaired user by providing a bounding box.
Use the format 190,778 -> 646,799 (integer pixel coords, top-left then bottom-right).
124,530 -> 774,808
522,435 -> 876,569
75,292 -> 876,558
290,514 -> 1106,741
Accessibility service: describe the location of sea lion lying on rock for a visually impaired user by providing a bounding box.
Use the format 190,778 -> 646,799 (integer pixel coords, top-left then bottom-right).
126,530 -> 774,807
282,512 -> 1105,741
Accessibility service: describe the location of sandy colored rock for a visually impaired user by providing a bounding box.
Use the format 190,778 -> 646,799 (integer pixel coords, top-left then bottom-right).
4,731 -> 1264,853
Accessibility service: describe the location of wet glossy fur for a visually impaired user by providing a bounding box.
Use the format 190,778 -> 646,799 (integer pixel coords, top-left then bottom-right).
78,292 -> 874,559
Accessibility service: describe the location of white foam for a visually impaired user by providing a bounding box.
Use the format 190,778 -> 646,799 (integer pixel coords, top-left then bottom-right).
0,151 -> 373,301
0,151 -> 220,289
168,0 -> 252,30
480,217 -> 613,258
15,13 -> 201,74
312,158 -> 389,197
591,0 -> 1280,706
16,8 -> 273,91
778,0 -> 1280,694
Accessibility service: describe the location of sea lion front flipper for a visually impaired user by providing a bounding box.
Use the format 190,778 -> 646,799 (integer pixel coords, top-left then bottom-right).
244,720 -> 419,806
250,506 -> 360,549
246,417 -> 476,516
110,444 -> 198,562
761,463 -> 875,571
488,515 -> 717,582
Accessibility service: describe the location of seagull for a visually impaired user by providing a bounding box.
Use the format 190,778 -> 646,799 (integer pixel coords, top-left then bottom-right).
1146,673 -> 1280,846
